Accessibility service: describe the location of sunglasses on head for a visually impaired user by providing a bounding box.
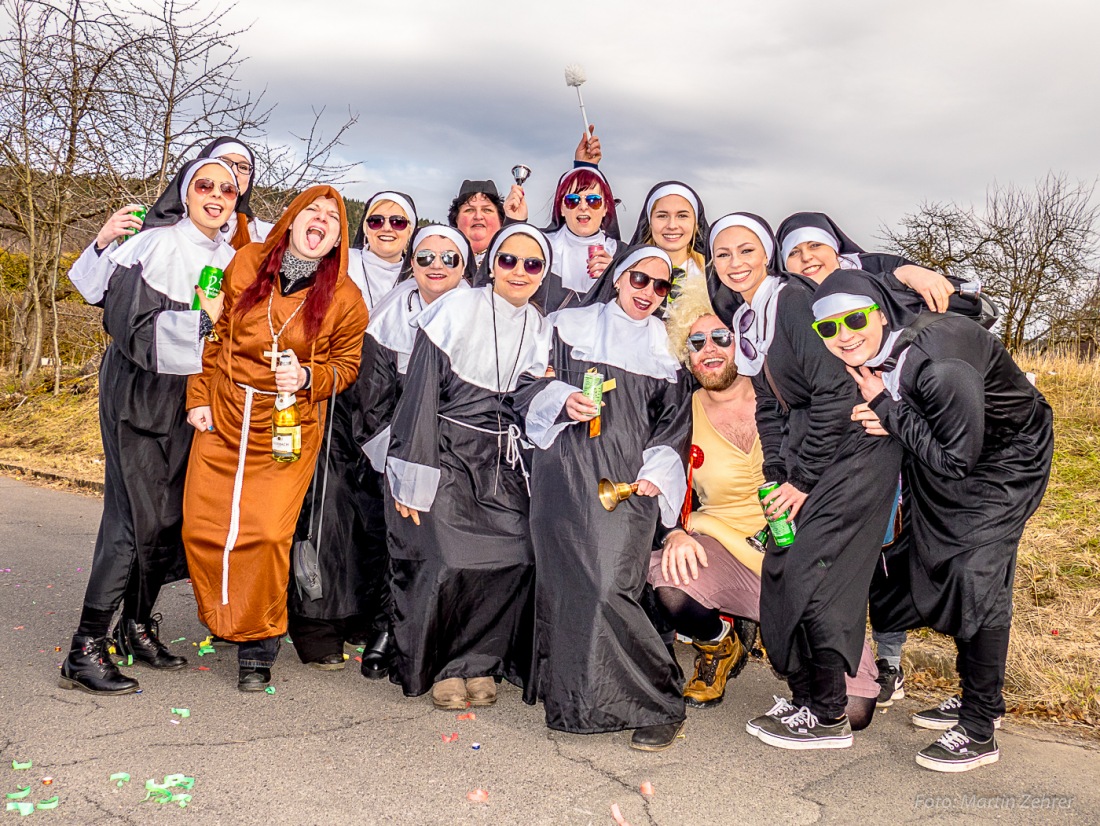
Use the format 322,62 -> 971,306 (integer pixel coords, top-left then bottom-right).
686,328 -> 734,352
414,249 -> 461,269
495,253 -> 545,276
562,193 -> 604,210
365,214 -> 410,231
626,269 -> 673,298
192,178 -> 238,198
812,305 -> 880,340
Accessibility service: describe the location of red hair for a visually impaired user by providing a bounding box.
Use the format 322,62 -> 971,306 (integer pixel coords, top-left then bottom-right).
233,232 -> 341,340
552,168 -> 616,232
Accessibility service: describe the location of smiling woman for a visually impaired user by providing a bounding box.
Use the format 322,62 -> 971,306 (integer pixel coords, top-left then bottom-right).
629,181 -> 710,317
181,185 -> 369,694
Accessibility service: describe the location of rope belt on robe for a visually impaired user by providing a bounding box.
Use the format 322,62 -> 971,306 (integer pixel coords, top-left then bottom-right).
220,382 -> 278,605
437,415 -> 531,495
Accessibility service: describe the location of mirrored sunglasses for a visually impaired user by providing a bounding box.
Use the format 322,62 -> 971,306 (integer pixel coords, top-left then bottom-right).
414,249 -> 461,269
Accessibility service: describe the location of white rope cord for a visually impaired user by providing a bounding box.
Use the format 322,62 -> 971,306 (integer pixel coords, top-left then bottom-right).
437,415 -> 531,495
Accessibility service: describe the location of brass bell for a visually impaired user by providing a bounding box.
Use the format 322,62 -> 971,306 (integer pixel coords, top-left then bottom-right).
598,478 -> 638,512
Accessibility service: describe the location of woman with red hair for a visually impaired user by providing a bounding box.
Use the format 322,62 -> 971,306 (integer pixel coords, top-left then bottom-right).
535,166 -> 621,313
182,185 -> 369,693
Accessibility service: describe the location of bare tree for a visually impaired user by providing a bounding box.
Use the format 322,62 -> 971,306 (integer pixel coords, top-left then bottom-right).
882,174 -> 1100,351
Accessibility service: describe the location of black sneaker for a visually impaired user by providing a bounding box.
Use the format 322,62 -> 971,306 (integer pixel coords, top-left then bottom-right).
874,658 -> 904,707
912,695 -> 1003,731
753,705 -> 853,750
916,725 -> 999,772
746,695 -> 798,738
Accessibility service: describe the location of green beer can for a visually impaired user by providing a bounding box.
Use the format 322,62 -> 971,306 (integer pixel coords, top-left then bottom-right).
582,370 -> 604,407
192,265 -> 224,310
117,205 -> 148,244
757,482 -> 796,547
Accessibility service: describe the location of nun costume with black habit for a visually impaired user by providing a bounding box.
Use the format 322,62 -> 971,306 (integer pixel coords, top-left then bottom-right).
287,225 -> 469,675
706,214 -> 903,748
517,244 -> 691,746
534,167 -> 621,314
67,137 -> 269,307
776,211 -> 998,328
347,190 -> 418,311
284,191 -> 418,668
60,158 -> 238,695
628,181 -> 714,318
384,223 -> 554,706
812,270 -> 1053,768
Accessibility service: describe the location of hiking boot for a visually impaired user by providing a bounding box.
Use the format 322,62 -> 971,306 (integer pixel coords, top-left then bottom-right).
113,615 -> 187,670
465,676 -> 498,707
746,695 -> 799,737
58,635 -> 140,695
874,658 -> 904,707
916,725 -> 999,772
431,677 -> 468,710
912,694 -> 1003,731
753,705 -> 853,750
684,631 -> 747,708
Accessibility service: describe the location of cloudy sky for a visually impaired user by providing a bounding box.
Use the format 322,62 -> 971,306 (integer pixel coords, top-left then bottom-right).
228,0 -> 1099,245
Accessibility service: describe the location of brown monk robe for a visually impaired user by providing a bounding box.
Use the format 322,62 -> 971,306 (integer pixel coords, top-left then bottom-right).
182,185 -> 368,688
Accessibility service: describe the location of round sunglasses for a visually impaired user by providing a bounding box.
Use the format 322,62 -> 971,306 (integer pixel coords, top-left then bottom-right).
414,249 -> 461,269
562,193 -> 604,210
220,159 -> 253,176
626,269 -> 673,298
365,214 -> 410,231
811,304 -> 880,340
496,253 -> 545,276
192,178 -> 238,198
686,328 -> 734,352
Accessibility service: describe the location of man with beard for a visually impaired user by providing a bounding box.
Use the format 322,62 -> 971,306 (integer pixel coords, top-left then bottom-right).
647,294 -> 880,728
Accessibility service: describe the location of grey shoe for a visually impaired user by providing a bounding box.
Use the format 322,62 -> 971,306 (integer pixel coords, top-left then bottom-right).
912,694 -> 1002,730
754,705 -> 853,750
746,695 -> 798,738
916,725 -> 999,773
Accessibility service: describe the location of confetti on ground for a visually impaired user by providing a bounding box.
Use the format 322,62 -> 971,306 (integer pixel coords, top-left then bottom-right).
466,788 -> 489,804
195,666 -> 210,671
170,720 -> 180,725
40,778 -> 52,786
6,801 -> 34,816
170,637 -> 186,643
11,761 -> 32,770
265,686 -> 276,695
171,708 -> 191,719
639,781 -> 654,798
13,626 -> 24,630
456,712 -> 476,721
36,796 -> 59,810
471,743 -> 481,751
5,787 -> 31,800
109,773 -> 130,787
610,802 -> 633,825
441,733 -> 458,743
355,647 -> 365,653
197,645 -> 216,656
143,775 -> 195,807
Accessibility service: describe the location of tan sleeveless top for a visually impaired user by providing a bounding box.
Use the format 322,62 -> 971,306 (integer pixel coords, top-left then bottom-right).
687,391 -> 768,575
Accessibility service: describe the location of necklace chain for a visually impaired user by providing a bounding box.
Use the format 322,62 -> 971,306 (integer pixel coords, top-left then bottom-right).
267,285 -> 306,353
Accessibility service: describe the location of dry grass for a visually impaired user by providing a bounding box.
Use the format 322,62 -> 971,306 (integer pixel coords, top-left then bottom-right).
1,351 -> 1098,732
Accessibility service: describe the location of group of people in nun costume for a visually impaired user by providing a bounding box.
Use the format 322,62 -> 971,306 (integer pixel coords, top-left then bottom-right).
58,122 -> 1053,772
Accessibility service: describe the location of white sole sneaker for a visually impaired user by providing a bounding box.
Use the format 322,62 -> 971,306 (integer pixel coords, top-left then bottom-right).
916,748 -> 1000,773
912,714 -> 1003,731
755,728 -> 853,750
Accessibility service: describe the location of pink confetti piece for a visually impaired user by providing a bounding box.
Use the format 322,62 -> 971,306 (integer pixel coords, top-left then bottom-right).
639,781 -> 654,798
441,732 -> 458,743
466,788 -> 489,804
610,803 -> 633,826
456,712 -> 476,721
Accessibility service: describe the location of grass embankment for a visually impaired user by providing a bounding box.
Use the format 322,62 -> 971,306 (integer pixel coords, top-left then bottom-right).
1,354 -> 1098,731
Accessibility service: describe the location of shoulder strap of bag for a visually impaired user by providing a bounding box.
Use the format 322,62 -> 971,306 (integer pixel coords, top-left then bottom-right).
761,357 -> 789,414
304,367 -> 339,542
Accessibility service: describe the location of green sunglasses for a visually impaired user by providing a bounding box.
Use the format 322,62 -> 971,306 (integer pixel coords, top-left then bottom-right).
812,304 -> 880,340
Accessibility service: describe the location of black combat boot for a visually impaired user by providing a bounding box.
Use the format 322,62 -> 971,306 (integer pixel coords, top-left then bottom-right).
59,635 -> 140,695
114,614 -> 187,670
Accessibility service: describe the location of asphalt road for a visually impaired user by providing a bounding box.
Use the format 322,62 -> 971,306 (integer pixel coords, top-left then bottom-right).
1,474 -> 1097,825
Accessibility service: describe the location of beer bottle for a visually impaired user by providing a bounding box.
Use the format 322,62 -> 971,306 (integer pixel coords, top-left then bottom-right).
272,353 -> 301,463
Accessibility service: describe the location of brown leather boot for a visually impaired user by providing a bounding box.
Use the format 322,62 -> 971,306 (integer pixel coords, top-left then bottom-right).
684,631 -> 747,708
431,677 -> 468,710
465,676 -> 498,707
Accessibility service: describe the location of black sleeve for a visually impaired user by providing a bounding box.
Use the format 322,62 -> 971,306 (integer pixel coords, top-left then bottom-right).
356,334 -> 400,446
870,358 -> 985,479
752,374 -> 789,486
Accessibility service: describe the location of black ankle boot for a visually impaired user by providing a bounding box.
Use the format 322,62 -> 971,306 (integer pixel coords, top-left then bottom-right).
59,635 -> 140,695
359,630 -> 394,680
114,615 -> 187,670
238,666 -> 272,692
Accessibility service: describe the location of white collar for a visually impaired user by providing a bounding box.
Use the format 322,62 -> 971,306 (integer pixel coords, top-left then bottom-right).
109,219 -> 234,305
367,278 -> 470,374
550,300 -> 680,382
731,275 -> 784,377
547,226 -> 617,294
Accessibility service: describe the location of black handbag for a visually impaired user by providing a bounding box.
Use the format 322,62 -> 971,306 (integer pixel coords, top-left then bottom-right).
292,368 -> 337,601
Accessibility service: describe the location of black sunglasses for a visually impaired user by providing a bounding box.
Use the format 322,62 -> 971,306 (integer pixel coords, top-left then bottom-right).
414,249 -> 461,269
496,253 -> 545,276
563,193 -> 604,210
627,269 -> 673,298
686,328 -> 734,352
365,214 -> 410,231
737,309 -> 758,361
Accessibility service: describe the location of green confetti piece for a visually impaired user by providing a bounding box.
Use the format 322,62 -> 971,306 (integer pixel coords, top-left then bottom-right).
6,801 -> 34,816
11,761 -> 31,770
117,661 -> 126,667
197,645 -> 215,656
265,685 -> 276,695
170,637 -> 186,643
356,647 -> 365,653
126,654 -> 133,666
170,793 -> 191,808
170,708 -> 191,718
36,796 -> 59,810
109,773 -> 130,787
5,786 -> 31,800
